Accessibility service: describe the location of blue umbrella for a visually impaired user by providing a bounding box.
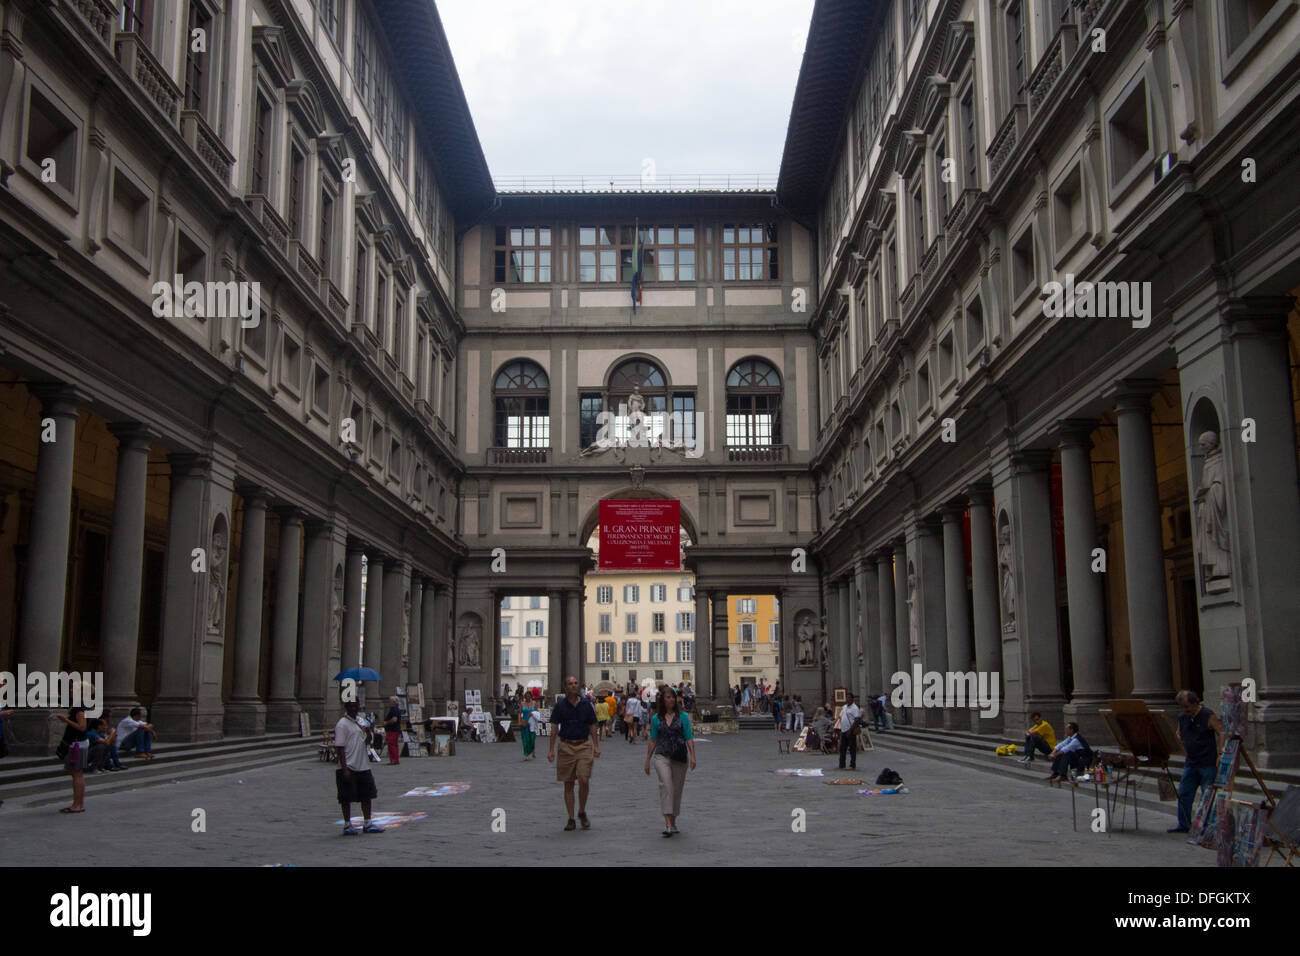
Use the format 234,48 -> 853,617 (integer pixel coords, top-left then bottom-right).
334,667 -> 382,682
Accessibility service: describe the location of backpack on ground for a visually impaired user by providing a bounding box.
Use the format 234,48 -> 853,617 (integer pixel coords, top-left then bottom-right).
876,768 -> 902,786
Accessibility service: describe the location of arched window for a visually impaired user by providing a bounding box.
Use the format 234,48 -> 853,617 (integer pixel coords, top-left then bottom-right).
607,358 -> 668,443
493,360 -> 549,448
726,358 -> 782,446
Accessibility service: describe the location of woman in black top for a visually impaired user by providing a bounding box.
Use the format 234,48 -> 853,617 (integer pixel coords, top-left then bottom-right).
57,705 -> 88,813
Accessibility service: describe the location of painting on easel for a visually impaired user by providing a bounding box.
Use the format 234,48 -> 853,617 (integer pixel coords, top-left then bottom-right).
1214,737 -> 1241,788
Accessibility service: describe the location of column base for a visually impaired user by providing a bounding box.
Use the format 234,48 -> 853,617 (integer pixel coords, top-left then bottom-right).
150,697 -> 224,743
265,698 -> 303,734
1251,698 -> 1300,769
3,708 -> 63,756
1063,695 -> 1112,742
103,696 -> 144,725
223,699 -> 267,737
974,710 -> 1004,735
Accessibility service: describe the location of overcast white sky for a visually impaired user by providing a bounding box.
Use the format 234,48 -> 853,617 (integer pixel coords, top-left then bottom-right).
436,0 -> 816,186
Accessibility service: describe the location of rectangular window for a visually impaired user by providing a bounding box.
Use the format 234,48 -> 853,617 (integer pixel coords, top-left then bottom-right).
494,392 -> 549,448
624,584 -> 639,603
739,623 -> 755,642
120,0 -> 150,37
912,181 -> 926,267
353,238 -> 366,321
650,584 -> 666,603
645,225 -> 696,281
578,225 -> 624,283
737,598 -> 756,613
526,621 -> 543,637
597,641 -> 614,663
622,641 -> 640,663
1007,2 -> 1025,104
501,596 -> 510,609
580,393 -> 604,449
374,268 -> 387,343
626,614 -> 638,634
288,145 -> 305,239
184,1 -> 212,114
529,648 -> 540,667
599,613 -> 611,634
500,620 -> 511,637
317,0 -> 339,44
252,94 -> 272,194
501,647 -> 511,669
493,225 -> 553,283
670,393 -> 696,449
650,641 -> 668,663
961,89 -> 977,188
652,613 -> 665,633
721,223 -> 778,280
770,621 -> 780,643
676,640 -> 694,662
726,393 -> 781,447
676,586 -> 692,603
597,585 -> 613,604
934,137 -> 950,225
529,595 -> 541,609
676,612 -> 694,632
353,9 -> 373,110
319,192 -> 334,276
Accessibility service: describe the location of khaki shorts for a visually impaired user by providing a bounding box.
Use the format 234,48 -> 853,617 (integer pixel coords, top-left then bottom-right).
555,739 -> 594,782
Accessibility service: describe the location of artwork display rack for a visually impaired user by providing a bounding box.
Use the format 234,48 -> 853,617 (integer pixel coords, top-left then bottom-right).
1189,733 -> 1285,867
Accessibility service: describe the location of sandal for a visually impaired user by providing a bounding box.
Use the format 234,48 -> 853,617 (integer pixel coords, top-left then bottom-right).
59,807 -> 85,813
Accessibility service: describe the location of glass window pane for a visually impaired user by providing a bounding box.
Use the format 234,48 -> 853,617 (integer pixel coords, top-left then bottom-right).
580,226 -> 596,245
723,226 -> 735,244
539,227 -> 551,245
510,228 -> 522,246
601,226 -> 617,245
494,226 -> 507,245
522,227 -> 534,245
658,227 -> 673,244
679,226 -> 694,244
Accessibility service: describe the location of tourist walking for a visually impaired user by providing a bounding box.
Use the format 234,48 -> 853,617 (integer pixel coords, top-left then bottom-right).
643,686 -> 696,836
548,675 -> 599,830
624,693 -> 642,743
520,695 -> 537,760
383,696 -> 403,764
334,698 -> 383,835
837,692 -> 861,771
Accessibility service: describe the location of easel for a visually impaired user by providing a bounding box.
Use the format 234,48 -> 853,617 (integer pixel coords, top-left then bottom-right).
1193,732 -> 1282,866
1086,701 -> 1182,833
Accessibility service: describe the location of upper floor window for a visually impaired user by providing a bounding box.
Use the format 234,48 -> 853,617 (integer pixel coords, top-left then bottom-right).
726,359 -> 782,446
676,586 -> 692,602
722,224 -> 778,280
596,640 -> 614,663
650,584 -> 667,603
645,225 -> 696,282
529,595 -> 541,609
120,0 -> 150,42
251,93 -> 273,195
184,1 -> 213,115
526,621 -> 544,637
597,585 -> 613,604
737,598 -> 757,614
623,584 -> 640,603
579,225 -> 629,283
961,89 -> 978,188
493,360 -> 549,448
317,0 -> 341,45
494,226 -> 552,283
1006,2 -> 1025,105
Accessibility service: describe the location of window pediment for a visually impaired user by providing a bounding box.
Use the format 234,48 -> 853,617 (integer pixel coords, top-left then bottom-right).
251,25 -> 295,88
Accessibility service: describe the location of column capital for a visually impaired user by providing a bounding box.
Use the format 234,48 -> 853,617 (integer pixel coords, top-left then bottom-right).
1010,448 -> 1054,475
1055,418 -> 1099,447
303,516 -> 333,536
236,482 -> 270,505
1109,378 -> 1163,412
873,548 -> 894,564
274,505 -> 306,526
939,502 -> 967,523
1221,295 -> 1296,330
28,383 -> 87,418
107,422 -> 159,448
547,588 -> 563,600
965,481 -> 994,506
367,550 -> 390,565
346,537 -> 367,555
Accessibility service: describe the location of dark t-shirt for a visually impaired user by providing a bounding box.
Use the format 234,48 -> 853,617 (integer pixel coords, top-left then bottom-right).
61,707 -> 87,745
1180,707 -> 1217,768
550,696 -> 596,741
385,706 -> 402,733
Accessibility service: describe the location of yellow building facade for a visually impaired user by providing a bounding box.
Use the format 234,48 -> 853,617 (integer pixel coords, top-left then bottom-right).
727,595 -> 781,691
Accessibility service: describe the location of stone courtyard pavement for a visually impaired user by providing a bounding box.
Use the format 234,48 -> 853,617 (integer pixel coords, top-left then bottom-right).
0,729 -> 1214,866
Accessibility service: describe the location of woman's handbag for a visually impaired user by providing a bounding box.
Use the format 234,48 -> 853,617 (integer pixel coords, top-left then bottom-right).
56,739 -> 70,760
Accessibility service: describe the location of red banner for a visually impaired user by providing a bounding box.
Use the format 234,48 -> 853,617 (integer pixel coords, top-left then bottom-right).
599,499 -> 680,570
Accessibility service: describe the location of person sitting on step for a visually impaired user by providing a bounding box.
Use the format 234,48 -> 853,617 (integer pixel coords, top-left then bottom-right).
1020,712 -> 1056,765
1046,722 -> 1092,783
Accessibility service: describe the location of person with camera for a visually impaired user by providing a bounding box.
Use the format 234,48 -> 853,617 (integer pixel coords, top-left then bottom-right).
837,692 -> 862,771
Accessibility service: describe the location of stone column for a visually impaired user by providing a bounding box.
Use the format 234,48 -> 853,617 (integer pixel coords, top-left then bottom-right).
418,579 -> 437,707
695,589 -> 711,696
837,579 -> 853,694
266,508 -> 303,731
380,561 -> 409,701
942,505 -> 973,730
823,579 -> 839,694
363,554 -> 385,684
968,486 -> 1004,733
101,424 -> 155,716
892,540 -> 909,706
407,575 -> 423,691
429,582 -> 451,712
876,551 -> 898,694
341,542 -> 364,673
9,388 -> 79,752
565,589 -> 582,684
1009,451 -> 1066,728
711,589 -> 729,700
1114,386 -> 1175,703
548,589 -> 564,691
226,490 -> 268,736
153,452 -> 235,742
1058,422 -> 1110,736
916,519 -> 949,728
855,556 -> 878,700
297,519 -> 333,728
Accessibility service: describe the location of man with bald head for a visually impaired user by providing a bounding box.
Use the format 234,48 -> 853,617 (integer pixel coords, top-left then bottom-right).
547,674 -> 600,830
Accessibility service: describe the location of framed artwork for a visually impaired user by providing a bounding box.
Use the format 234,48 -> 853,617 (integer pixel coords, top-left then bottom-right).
407,683 -> 424,707
408,704 -> 423,723
833,687 -> 848,705
298,713 -> 311,738
1214,738 -> 1241,787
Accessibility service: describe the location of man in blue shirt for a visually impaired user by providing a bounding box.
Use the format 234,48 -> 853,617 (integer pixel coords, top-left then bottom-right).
547,675 -> 600,831
1170,689 -> 1223,833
